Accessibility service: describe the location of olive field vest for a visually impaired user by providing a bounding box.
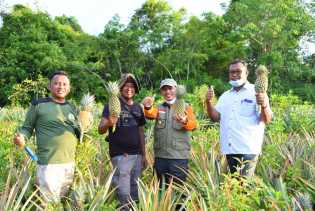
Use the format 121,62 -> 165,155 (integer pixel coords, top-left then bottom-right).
154,102 -> 191,159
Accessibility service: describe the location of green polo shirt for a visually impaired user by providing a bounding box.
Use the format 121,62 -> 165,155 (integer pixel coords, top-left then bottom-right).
19,97 -> 80,165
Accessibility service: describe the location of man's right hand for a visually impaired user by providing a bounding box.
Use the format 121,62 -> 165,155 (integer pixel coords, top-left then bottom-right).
206,86 -> 215,103
142,96 -> 154,109
107,116 -> 118,127
14,133 -> 25,148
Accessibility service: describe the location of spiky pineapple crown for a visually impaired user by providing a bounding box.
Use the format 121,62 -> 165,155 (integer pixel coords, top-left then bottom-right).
255,65 -> 269,77
176,85 -> 186,99
106,81 -> 120,96
80,93 -> 95,111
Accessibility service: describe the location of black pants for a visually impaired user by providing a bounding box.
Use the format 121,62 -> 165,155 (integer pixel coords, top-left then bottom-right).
154,157 -> 188,186
226,154 -> 258,177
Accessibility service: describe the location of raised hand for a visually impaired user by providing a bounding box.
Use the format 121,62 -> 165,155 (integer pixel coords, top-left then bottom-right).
206,85 -> 215,103
142,96 -> 154,108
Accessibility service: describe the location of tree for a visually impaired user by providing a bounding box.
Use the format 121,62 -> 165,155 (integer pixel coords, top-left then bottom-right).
223,0 -> 315,90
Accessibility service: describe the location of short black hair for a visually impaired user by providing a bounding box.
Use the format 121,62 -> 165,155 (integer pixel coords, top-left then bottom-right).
49,71 -> 69,82
229,59 -> 248,68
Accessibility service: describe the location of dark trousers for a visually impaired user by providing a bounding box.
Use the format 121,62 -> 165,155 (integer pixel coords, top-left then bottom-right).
226,154 -> 258,177
154,157 -> 188,186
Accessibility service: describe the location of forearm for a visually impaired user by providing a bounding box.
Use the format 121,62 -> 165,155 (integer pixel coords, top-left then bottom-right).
206,101 -> 220,122
260,104 -> 272,124
98,118 -> 109,134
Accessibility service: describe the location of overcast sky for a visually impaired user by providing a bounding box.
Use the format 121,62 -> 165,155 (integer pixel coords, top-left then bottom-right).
2,0 -> 228,35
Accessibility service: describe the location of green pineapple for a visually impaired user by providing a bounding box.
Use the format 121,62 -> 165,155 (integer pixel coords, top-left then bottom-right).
174,85 -> 187,117
254,65 -> 269,93
106,81 -> 121,132
79,93 -> 95,134
80,93 -> 95,112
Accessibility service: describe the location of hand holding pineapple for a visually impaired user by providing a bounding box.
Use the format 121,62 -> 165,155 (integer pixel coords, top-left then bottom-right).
106,115 -> 118,127
175,113 -> 188,124
255,93 -> 268,108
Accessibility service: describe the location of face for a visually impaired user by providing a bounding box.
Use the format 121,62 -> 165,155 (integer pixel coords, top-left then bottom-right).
121,82 -> 135,99
160,85 -> 176,101
49,75 -> 70,101
229,62 -> 248,81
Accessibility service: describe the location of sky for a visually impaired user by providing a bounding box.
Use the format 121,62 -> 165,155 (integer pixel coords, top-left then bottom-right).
1,0 -> 314,54
1,0 -> 228,35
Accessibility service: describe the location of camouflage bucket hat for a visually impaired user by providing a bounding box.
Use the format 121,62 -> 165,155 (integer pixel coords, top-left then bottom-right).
119,73 -> 140,94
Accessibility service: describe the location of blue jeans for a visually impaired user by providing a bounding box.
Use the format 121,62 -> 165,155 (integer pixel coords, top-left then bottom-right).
154,158 -> 188,186
111,154 -> 142,207
226,154 -> 258,177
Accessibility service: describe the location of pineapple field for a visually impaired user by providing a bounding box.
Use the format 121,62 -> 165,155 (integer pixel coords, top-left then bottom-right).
1,0 -> 315,210
0,86 -> 314,210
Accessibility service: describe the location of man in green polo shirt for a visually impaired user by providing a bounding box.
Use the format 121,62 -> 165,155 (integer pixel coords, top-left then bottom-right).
13,71 -> 81,203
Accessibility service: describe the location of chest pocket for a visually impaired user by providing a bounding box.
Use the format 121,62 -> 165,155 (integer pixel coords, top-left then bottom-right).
239,99 -> 256,117
156,112 -> 166,129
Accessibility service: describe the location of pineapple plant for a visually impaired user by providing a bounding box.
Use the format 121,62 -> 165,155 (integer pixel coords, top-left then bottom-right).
254,65 -> 269,93
106,81 -> 121,132
79,93 -> 95,133
173,85 -> 187,117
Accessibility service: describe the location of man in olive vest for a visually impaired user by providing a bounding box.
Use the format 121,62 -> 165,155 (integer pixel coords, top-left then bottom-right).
142,79 -> 197,185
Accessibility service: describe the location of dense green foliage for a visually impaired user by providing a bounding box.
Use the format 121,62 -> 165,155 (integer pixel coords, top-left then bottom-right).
0,0 -> 315,106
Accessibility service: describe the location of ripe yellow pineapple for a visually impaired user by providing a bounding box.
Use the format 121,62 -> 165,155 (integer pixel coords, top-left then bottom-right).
255,65 -> 269,93
79,93 -> 95,133
106,81 -> 121,132
173,85 -> 186,117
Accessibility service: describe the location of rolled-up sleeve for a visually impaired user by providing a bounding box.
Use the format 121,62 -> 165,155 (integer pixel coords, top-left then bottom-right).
18,105 -> 37,139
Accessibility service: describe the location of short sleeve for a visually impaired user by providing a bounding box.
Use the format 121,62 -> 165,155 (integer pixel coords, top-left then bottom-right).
138,107 -> 146,126
215,95 -> 225,114
102,105 -> 110,118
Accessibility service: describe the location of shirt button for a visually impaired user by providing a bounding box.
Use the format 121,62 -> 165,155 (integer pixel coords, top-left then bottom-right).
228,143 -> 231,147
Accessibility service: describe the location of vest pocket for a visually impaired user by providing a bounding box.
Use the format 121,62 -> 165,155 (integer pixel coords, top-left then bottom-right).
172,119 -> 183,130
172,137 -> 190,150
156,112 -> 166,129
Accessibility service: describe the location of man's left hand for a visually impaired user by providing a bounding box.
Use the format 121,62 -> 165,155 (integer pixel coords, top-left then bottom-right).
175,113 -> 188,125
256,92 -> 268,107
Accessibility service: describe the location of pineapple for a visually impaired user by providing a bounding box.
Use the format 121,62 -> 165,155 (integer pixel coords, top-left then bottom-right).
173,85 -> 186,117
106,81 -> 121,132
79,93 -> 95,133
255,65 -> 269,112
254,65 -> 269,93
